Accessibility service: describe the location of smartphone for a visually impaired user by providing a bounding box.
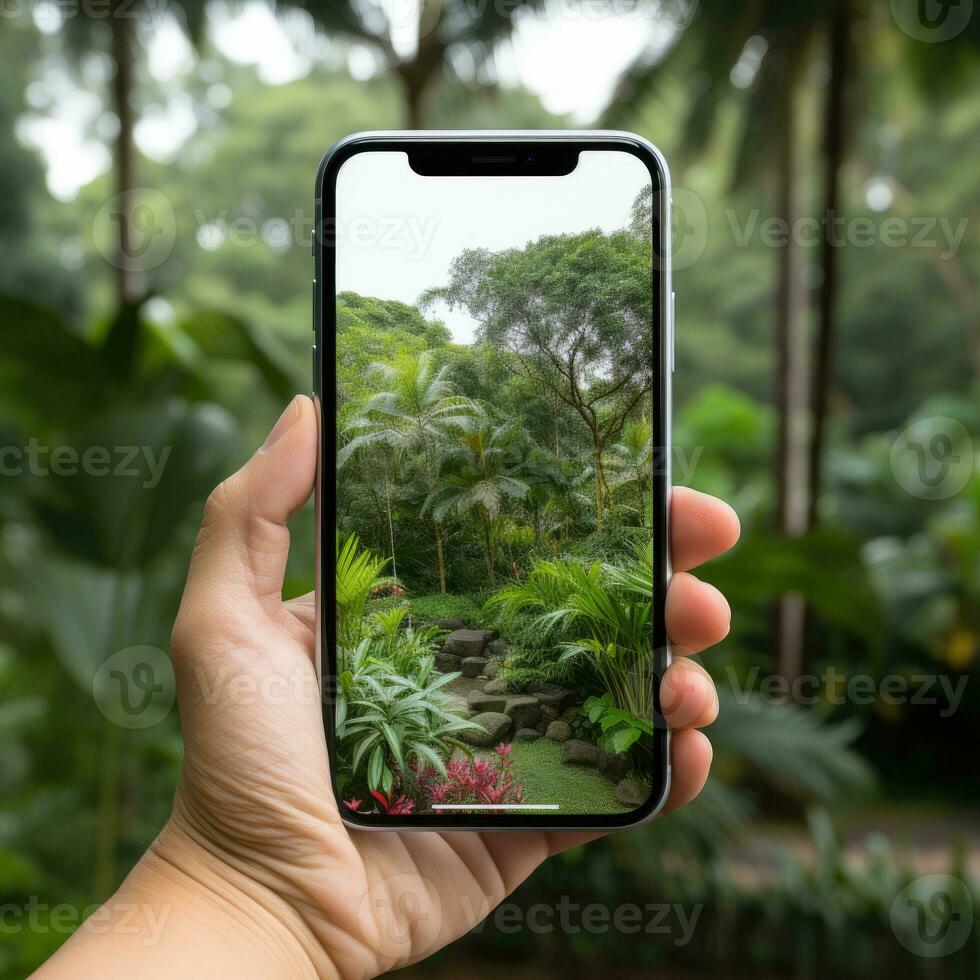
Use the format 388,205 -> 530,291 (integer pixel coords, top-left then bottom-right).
314,132 -> 673,830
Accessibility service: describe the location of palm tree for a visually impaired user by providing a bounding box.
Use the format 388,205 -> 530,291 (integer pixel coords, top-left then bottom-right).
423,420 -> 535,585
338,351 -> 476,592
604,3 -> 827,682
605,419 -> 653,525
63,1 -> 207,307
290,0 -> 541,127
486,547 -> 656,719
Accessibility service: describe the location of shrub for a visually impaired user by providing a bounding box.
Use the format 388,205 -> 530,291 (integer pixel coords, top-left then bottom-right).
369,576 -> 405,599
335,638 -> 484,797
562,519 -> 647,564
336,534 -> 389,648
368,607 -> 446,675
485,550 -> 655,719
583,692 -> 653,755
414,744 -> 525,811
408,592 -> 482,625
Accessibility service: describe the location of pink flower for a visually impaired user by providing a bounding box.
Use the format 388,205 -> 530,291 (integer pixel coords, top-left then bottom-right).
368,790 -> 415,815
419,746 -> 527,812
344,798 -> 363,811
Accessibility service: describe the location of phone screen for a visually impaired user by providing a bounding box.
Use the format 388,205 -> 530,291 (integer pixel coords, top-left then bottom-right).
322,140 -> 667,826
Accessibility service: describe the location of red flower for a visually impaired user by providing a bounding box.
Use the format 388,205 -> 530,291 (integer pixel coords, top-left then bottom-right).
369,789 -> 415,815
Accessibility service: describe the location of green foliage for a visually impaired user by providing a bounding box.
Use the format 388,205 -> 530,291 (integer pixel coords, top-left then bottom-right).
5,18 -> 979,976
712,691 -> 876,803
335,534 -> 389,648
583,692 -> 654,755
563,519 -> 649,564
335,638 -> 483,795
407,592 -> 482,625
367,607 -> 446,675
486,550 -> 654,717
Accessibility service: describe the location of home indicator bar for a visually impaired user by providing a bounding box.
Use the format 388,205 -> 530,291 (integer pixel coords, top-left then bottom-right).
431,804 -> 560,810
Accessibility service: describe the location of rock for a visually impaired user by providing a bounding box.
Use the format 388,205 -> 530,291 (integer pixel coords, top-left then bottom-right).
460,712 -> 512,747
485,638 -> 508,658
476,675 -> 488,682
561,705 -> 580,723
483,661 -> 501,680
615,778 -> 651,808
434,652 -> 462,673
483,679 -> 510,695
505,695 -> 542,730
545,720 -> 571,742
468,690 -> 508,713
443,629 -> 497,658
436,618 -> 466,630
528,681 -> 575,712
461,656 -> 489,678
535,720 -> 549,733
598,750 -> 631,783
561,739 -> 600,766
540,704 -> 560,721
450,747 -> 470,764
514,728 -> 542,742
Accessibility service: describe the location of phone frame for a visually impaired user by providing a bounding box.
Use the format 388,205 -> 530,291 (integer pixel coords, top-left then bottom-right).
314,131 -> 673,831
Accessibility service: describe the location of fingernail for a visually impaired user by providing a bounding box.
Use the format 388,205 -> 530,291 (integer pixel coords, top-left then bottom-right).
260,396 -> 301,453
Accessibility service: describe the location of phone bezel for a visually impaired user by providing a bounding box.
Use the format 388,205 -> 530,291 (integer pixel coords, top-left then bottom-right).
314,131 -> 673,831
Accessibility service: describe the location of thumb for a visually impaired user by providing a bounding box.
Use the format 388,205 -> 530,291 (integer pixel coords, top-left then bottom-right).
178,395 -> 318,629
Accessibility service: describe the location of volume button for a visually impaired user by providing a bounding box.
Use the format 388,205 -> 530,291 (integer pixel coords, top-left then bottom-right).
669,291 -> 675,373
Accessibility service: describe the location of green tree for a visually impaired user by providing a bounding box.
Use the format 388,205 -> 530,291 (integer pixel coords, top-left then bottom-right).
62,1 -> 207,307
424,420 -> 535,585
605,419 -> 653,525
339,350 -> 476,591
292,0 -> 541,126
427,230 -> 652,531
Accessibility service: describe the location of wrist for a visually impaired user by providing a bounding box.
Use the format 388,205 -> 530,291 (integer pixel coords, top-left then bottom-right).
35,812 -> 336,980
146,809 -> 338,979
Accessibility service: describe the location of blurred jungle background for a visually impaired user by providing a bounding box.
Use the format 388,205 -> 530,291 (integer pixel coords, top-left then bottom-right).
0,1 -> 978,977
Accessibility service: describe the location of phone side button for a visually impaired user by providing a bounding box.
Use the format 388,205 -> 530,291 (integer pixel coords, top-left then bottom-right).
312,344 -> 318,396
669,291 -> 675,373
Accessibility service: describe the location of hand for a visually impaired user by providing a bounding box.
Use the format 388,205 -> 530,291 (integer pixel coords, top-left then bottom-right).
36,395 -> 739,980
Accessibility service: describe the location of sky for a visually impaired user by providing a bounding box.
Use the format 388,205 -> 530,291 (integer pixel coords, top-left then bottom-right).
336,150 -> 651,343
18,1 -> 671,200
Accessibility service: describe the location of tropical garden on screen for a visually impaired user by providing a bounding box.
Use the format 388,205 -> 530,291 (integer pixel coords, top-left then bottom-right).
332,214 -> 661,816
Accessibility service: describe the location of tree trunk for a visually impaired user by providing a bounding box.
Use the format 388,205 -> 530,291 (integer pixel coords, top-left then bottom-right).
553,390 -> 561,457
774,64 -> 810,685
404,78 -> 424,129
593,445 -> 604,531
808,2 -> 851,527
385,474 -> 397,582
482,517 -> 496,585
110,11 -> 136,308
434,521 -> 446,593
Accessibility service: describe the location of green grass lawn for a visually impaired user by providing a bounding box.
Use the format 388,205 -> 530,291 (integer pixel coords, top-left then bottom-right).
506,738 -> 631,815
